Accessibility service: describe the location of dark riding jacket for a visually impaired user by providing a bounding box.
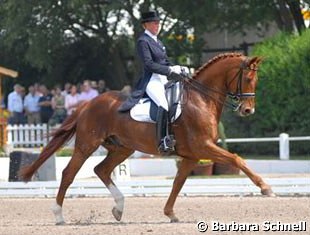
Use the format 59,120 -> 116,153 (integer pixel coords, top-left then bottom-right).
118,33 -> 172,112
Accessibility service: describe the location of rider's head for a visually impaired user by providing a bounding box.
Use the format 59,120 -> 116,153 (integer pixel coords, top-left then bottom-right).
141,10 -> 161,36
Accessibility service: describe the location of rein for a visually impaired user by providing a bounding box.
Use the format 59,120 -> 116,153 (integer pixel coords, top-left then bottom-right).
183,59 -> 256,111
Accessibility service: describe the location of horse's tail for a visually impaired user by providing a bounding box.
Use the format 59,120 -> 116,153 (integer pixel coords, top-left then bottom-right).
19,102 -> 88,182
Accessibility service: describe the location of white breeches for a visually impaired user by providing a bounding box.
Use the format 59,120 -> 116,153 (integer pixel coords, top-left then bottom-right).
146,73 -> 169,111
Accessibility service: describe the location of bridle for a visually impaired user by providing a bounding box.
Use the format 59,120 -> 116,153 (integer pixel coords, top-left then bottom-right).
183,58 -> 257,111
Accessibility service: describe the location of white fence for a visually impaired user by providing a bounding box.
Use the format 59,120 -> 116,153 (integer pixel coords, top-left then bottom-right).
5,124 -> 310,160
0,178 -> 309,197
7,124 -> 49,147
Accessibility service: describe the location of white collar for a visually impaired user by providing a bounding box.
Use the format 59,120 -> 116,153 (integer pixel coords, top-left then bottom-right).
144,29 -> 157,42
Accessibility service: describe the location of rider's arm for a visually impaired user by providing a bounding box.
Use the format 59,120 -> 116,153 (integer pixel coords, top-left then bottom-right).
137,39 -> 171,76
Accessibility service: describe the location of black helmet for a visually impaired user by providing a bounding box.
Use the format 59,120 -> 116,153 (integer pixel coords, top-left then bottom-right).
141,11 -> 160,23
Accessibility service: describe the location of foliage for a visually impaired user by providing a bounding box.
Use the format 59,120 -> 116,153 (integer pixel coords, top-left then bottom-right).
252,30 -> 310,135
1,0 -> 308,94
56,147 -> 74,157
221,29 -> 310,155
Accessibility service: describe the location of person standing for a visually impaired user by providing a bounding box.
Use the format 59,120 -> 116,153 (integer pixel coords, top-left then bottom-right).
65,85 -> 80,116
49,85 -> 67,126
38,85 -> 53,124
98,79 -> 110,94
24,85 -> 41,124
78,80 -> 99,103
61,82 -> 71,97
7,84 -> 24,125
118,10 -> 188,154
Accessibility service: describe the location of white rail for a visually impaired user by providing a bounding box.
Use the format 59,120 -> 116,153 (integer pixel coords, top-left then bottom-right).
6,124 -> 49,147
0,178 -> 308,197
5,124 -> 310,160
220,133 -> 309,160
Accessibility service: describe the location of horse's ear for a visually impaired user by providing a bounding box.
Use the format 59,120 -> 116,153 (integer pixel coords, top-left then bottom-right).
248,56 -> 264,65
255,56 -> 265,65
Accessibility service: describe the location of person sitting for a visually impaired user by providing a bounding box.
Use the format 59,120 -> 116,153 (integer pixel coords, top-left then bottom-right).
118,10 -> 188,154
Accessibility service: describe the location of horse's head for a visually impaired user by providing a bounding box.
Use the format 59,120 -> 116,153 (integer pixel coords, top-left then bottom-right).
226,56 -> 263,117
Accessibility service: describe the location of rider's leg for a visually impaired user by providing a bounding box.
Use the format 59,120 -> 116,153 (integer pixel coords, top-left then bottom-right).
146,74 -> 175,154
146,74 -> 169,111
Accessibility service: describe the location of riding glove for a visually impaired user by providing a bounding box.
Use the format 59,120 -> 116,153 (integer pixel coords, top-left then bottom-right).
168,65 -> 189,81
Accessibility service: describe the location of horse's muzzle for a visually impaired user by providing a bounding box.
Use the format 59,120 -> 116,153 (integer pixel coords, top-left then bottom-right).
239,107 -> 255,117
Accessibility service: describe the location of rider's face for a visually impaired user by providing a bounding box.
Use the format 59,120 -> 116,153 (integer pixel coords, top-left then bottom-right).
144,21 -> 161,36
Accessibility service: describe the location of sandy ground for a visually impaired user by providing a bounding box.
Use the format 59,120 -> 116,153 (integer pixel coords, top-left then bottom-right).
0,196 -> 309,235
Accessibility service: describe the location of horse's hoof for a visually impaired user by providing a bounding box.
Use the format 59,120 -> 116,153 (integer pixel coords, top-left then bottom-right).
170,217 -> 179,223
55,221 -> 66,225
261,188 -> 276,197
112,207 -> 123,221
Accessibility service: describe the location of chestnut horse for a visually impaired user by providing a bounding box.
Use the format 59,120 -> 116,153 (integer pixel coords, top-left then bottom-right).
20,53 -> 275,225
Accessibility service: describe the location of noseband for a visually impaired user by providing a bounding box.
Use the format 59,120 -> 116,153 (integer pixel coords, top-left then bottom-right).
184,58 -> 257,111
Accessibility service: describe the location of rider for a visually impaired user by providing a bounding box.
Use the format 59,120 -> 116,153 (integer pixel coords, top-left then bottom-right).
118,10 -> 188,154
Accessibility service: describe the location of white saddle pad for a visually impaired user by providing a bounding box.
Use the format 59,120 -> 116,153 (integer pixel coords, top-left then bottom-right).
130,98 -> 182,123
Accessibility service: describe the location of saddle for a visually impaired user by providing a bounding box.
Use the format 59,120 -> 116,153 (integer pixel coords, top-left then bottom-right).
130,81 -> 184,123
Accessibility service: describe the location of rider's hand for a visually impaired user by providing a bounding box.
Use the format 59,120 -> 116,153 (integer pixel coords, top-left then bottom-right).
169,65 -> 182,75
180,66 -> 190,74
168,65 -> 189,81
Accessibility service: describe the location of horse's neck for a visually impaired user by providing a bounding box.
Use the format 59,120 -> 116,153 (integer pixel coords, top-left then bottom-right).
187,63 -> 230,122
187,89 -> 223,123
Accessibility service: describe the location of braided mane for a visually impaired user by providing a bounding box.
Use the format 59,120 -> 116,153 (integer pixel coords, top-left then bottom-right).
193,52 -> 243,78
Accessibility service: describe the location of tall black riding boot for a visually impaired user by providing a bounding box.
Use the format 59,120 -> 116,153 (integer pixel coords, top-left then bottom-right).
156,107 -> 175,155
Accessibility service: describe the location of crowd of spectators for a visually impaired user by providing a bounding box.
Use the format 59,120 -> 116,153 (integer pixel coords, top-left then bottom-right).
5,80 -> 112,126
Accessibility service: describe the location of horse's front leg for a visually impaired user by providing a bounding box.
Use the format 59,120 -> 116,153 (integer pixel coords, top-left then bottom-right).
164,158 -> 197,222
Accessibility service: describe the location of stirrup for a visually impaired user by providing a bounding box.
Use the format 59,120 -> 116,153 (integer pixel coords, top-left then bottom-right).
158,135 -> 176,155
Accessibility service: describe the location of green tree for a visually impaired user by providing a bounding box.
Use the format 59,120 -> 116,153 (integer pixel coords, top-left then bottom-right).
1,0 -> 308,91
221,30 -> 310,155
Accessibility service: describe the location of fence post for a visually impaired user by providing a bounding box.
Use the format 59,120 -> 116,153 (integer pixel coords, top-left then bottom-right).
279,133 -> 290,160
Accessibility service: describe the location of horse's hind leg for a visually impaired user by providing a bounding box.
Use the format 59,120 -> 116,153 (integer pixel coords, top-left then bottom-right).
94,146 -> 134,221
52,146 -> 95,225
164,158 -> 197,222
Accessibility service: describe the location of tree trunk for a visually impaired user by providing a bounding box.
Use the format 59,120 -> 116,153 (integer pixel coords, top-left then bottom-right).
105,46 -> 128,90
275,0 -> 295,32
285,0 -> 305,34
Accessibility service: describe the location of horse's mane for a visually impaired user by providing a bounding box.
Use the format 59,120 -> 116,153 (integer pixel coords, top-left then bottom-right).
193,52 -> 243,78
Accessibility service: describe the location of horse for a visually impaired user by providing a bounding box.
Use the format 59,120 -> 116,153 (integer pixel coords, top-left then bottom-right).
19,52 -> 275,225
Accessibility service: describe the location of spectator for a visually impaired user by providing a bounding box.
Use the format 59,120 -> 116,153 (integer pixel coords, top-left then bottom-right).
121,85 -> 132,96
33,83 -> 42,97
98,79 -> 110,94
24,85 -> 41,125
78,80 -> 98,102
38,85 -> 53,124
7,84 -> 24,124
97,79 -> 109,94
65,85 -> 79,116
20,86 -> 26,100
49,86 -> 67,126
90,81 -> 98,91
61,82 -> 71,97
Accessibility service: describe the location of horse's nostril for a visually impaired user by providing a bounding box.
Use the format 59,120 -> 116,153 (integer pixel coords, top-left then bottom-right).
244,108 -> 251,114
